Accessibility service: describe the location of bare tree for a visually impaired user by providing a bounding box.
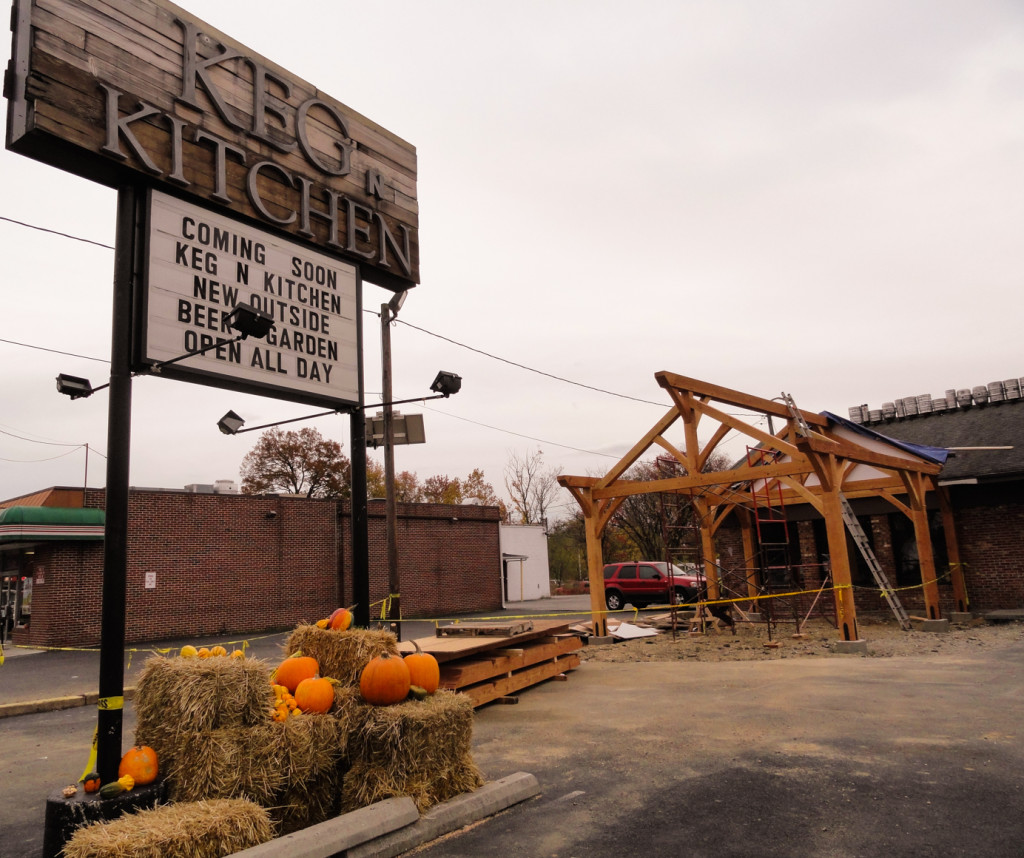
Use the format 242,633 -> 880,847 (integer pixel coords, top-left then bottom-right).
504,449 -> 562,525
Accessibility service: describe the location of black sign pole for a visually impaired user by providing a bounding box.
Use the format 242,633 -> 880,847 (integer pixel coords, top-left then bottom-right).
96,185 -> 139,782
350,274 -> 370,628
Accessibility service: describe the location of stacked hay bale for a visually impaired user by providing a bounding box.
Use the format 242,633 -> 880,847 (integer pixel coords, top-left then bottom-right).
285,624 -> 483,813
62,799 -> 272,858
126,624 -> 481,839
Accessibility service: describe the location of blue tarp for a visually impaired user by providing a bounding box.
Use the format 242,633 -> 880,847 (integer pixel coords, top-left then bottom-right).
821,411 -> 949,465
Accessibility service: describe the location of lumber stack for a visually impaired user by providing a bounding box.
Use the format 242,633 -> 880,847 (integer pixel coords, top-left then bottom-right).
398,619 -> 582,707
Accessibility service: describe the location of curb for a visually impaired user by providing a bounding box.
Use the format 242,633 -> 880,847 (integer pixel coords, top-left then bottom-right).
347,772 -> 541,858
228,772 -> 539,858
0,687 -> 137,720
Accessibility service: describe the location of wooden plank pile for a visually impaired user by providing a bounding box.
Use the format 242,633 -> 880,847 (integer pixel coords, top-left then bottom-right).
397,619 -> 582,708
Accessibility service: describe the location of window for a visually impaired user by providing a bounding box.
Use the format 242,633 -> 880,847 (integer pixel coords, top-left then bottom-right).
638,565 -> 662,580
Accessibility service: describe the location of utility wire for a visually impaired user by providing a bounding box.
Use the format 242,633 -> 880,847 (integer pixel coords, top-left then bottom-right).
0,215 -> 114,250
0,336 -> 110,364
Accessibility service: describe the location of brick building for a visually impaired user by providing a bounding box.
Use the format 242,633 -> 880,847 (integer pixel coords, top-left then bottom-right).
0,486 -> 502,649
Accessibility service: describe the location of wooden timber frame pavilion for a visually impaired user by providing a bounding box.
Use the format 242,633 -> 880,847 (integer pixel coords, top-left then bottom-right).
558,372 -> 968,642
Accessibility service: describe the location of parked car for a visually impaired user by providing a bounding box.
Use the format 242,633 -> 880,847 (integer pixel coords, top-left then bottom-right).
585,561 -> 705,611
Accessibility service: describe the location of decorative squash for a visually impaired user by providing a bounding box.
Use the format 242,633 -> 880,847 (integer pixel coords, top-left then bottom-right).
294,676 -> 335,714
328,607 -> 354,631
179,645 -> 198,658
359,651 -> 411,705
403,640 -> 440,694
99,781 -> 125,800
82,772 -> 102,793
99,775 -> 134,800
210,645 -> 228,657
274,654 -> 319,693
118,746 -> 159,786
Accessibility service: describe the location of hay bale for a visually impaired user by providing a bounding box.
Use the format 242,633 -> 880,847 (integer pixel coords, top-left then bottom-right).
271,714 -> 349,833
158,715 -> 350,827
341,691 -> 483,813
134,656 -> 273,788
62,798 -> 272,858
135,655 -> 272,737
160,725 -> 285,805
284,625 -> 398,687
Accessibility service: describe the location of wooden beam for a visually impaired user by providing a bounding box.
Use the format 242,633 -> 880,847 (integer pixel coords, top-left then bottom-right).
596,407 -> 680,489
797,434 -> 942,475
656,371 -> 828,426
692,399 -> 802,460
592,459 -> 810,500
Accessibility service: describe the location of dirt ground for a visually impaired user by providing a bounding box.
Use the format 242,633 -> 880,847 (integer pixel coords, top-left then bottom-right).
580,613 -> 1024,663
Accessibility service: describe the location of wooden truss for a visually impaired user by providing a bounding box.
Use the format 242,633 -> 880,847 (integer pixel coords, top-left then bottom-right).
557,372 -> 968,640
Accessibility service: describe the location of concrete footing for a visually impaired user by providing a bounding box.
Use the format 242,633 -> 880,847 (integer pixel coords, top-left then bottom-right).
948,612 -> 974,624
832,639 -> 870,655
587,635 -> 615,646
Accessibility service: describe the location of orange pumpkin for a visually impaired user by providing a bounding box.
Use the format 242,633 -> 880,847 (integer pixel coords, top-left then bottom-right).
294,676 -> 335,714
275,655 -> 319,693
328,607 -> 353,631
118,746 -> 159,786
403,640 -> 440,694
359,651 -> 411,705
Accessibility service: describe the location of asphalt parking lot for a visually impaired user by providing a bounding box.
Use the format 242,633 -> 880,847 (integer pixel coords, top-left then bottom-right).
3,602 -> 1023,857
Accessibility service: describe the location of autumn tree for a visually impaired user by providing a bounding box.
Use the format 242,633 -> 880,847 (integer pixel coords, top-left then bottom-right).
393,470 -> 422,503
504,449 -> 562,525
240,427 -> 350,498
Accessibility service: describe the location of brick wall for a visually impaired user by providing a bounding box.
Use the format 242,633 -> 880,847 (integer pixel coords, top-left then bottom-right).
17,489 -> 502,648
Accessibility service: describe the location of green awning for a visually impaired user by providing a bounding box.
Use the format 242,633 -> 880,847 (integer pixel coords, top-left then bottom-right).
0,506 -> 105,544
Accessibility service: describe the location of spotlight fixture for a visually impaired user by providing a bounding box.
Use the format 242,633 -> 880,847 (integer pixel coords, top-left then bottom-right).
226,302 -> 276,339
56,374 -> 98,399
430,371 -> 462,397
217,410 -> 246,435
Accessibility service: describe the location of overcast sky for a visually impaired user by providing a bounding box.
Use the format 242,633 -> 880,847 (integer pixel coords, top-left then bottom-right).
1,0 -> 1021,518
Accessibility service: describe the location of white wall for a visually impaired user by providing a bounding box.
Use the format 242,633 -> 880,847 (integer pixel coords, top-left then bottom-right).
499,524 -> 552,602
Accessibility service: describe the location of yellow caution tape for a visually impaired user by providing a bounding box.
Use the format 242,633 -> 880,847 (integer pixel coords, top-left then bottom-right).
97,696 -> 124,711
79,724 -> 98,782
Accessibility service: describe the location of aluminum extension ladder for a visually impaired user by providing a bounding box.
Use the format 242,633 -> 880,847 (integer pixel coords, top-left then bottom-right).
781,392 -> 913,630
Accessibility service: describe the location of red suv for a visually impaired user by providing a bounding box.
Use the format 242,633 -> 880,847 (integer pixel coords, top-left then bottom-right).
596,562 -> 704,611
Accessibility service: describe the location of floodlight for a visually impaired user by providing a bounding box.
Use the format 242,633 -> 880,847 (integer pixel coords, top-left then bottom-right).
430,371 -> 462,397
56,374 -> 95,399
387,290 -> 408,319
226,303 -> 276,339
217,410 -> 246,435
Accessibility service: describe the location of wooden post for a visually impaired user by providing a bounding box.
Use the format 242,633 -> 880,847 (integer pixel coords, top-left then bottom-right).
693,497 -> 720,600
937,487 -> 968,613
739,510 -> 759,607
581,491 -> 608,638
821,489 -> 860,641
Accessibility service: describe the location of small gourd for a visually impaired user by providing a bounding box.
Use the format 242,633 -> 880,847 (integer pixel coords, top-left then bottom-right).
328,606 -> 354,631
82,772 -> 102,793
98,775 -> 133,800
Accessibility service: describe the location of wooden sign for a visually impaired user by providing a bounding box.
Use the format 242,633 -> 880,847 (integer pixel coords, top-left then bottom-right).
6,0 -> 418,291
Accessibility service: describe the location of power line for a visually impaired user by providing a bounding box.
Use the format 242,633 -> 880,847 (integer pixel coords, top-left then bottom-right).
422,403 -> 621,458
0,337 -> 110,364
394,316 -> 667,408
0,215 -> 114,250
